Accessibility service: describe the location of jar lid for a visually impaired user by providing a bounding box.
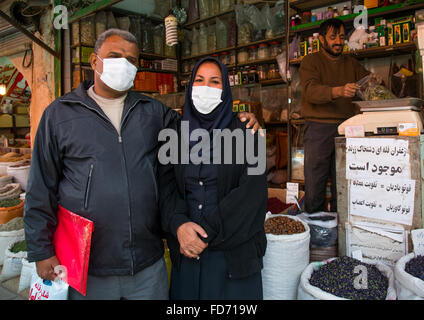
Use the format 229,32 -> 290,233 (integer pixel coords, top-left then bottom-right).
313,33 -> 319,37
259,43 -> 268,47
270,41 -> 280,45
248,45 -> 257,49
221,52 -> 229,55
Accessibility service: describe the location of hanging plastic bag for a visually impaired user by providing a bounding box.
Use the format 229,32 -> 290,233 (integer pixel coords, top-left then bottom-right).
199,23 -> 208,54
235,5 -> 252,45
29,270 -> 69,300
356,74 -> 397,101
247,5 -> 265,41
191,27 -> 199,56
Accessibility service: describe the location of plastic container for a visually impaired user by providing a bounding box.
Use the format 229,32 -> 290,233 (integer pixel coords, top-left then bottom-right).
268,63 -> 279,80
258,64 -> 268,81
237,48 -> 248,64
220,52 -> 230,65
270,41 -> 281,57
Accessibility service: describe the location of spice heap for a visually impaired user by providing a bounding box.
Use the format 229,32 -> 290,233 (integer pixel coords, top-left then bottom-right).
266,197 -> 293,214
405,255 -> 424,281
309,256 -> 388,300
0,198 -> 22,208
0,152 -> 25,163
11,240 -> 26,254
264,216 -> 305,235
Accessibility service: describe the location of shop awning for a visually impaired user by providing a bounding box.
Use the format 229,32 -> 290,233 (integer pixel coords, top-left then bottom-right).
0,14 -> 33,58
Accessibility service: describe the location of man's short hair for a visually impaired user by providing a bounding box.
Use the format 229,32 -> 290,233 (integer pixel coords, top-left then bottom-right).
319,19 -> 345,37
94,28 -> 139,53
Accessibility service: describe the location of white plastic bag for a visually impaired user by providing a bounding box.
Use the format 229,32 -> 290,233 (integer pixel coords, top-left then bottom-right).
348,26 -> 368,51
262,213 -> 310,300
18,258 -> 36,292
297,258 -> 397,300
29,270 -> 69,300
394,253 -> 424,300
0,228 -> 24,265
0,237 -> 26,282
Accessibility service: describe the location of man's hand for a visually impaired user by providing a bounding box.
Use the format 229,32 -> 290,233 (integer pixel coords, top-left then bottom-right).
36,256 -> 60,281
332,83 -> 361,99
176,222 -> 208,259
238,112 -> 265,137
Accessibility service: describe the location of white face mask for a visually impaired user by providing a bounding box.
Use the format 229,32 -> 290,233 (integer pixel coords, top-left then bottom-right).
191,86 -> 223,115
96,56 -> 137,92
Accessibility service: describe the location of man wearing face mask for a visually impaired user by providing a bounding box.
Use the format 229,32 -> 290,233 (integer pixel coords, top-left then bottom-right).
299,19 -> 378,214
23,29 -> 261,300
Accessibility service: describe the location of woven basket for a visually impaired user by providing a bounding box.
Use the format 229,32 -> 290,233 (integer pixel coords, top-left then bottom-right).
0,200 -> 24,225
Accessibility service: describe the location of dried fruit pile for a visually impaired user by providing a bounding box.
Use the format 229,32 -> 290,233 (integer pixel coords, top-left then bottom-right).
405,255 -> 424,281
309,256 -> 388,300
266,197 -> 293,214
264,216 -> 305,235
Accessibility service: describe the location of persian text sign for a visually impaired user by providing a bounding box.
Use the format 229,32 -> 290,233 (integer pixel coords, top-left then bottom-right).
349,178 -> 415,226
346,138 -> 410,180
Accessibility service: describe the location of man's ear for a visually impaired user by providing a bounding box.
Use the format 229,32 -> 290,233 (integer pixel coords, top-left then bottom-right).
90,53 -> 98,73
319,34 -> 325,45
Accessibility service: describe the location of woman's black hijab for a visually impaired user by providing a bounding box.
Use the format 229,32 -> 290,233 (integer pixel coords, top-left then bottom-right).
182,56 -> 235,148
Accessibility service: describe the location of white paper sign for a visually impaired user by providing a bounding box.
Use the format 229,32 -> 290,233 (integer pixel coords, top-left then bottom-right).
346,138 -> 410,180
286,182 -> 299,204
411,229 -> 424,255
349,178 -> 415,226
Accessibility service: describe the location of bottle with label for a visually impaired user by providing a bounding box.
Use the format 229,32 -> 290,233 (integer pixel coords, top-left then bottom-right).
308,36 -> 313,55
229,71 -> 235,87
326,7 -> 334,19
378,19 -> 387,47
343,40 -> 349,52
387,22 -> 394,45
312,33 -> 320,53
299,39 -> 308,57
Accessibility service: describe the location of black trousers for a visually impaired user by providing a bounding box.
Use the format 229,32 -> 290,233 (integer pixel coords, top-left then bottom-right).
303,121 -> 339,213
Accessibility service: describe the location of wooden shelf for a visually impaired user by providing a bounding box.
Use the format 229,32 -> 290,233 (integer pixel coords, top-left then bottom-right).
292,2 -> 424,33
238,57 -> 278,67
236,35 -> 285,50
181,47 -> 237,61
183,8 -> 235,28
290,0 -> 342,12
260,78 -> 286,86
138,68 -> 177,74
290,119 -> 306,125
290,42 -> 417,65
140,52 -> 172,60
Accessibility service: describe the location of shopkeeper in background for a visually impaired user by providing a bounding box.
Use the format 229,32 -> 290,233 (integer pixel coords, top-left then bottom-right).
299,19 -> 381,213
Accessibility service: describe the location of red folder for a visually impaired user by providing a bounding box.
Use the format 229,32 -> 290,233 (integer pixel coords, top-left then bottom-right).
53,205 -> 94,296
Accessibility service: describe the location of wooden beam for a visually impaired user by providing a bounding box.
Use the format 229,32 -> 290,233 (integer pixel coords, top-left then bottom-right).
0,10 -> 60,59
67,0 -> 123,24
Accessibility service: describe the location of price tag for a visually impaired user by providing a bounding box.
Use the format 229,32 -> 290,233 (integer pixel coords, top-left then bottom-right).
411,229 -> 424,256
286,182 -> 299,204
398,123 -> 419,136
345,125 -> 365,138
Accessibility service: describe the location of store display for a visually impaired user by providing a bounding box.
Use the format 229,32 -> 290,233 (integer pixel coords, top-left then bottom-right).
80,15 -> 95,46
208,24 -> 217,52
211,0 -> 220,15
216,18 -> 229,49
188,0 -> 200,22
198,0 -> 209,19
199,23 -> 208,54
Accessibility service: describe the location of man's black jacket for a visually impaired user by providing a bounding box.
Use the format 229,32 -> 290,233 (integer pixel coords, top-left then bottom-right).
24,80 -> 179,276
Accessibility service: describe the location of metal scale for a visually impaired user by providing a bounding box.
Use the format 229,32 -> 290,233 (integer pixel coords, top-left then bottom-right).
339,10 -> 424,137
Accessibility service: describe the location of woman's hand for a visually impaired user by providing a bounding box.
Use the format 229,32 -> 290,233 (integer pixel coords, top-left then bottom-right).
176,222 -> 208,259
238,112 -> 264,137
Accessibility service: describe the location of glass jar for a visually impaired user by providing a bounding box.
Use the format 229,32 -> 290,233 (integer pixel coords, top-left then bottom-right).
220,0 -> 231,12
258,43 -> 270,60
220,52 -> 230,65
257,65 -> 268,81
248,45 -> 258,61
270,41 -> 281,57
248,67 -> 258,84
237,48 -> 248,64
268,63 -> 279,80
229,51 -> 236,65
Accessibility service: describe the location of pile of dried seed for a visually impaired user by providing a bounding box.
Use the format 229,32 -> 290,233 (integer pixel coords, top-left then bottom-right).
309,256 -> 388,300
264,216 -> 306,235
405,255 -> 424,281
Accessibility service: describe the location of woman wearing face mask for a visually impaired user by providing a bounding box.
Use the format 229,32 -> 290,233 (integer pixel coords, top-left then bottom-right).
161,57 -> 267,300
